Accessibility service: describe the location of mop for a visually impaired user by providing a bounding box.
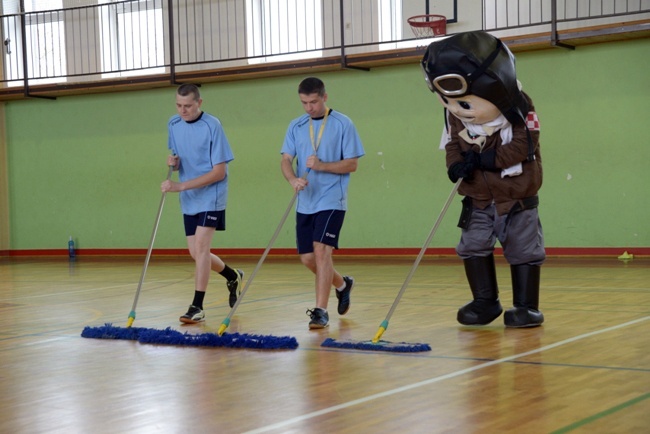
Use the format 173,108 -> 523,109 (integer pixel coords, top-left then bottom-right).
81,324 -> 298,350
81,164 -> 299,350
321,179 -> 462,352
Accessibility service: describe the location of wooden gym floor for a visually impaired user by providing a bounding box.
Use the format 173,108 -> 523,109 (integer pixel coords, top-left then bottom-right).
0,255 -> 648,433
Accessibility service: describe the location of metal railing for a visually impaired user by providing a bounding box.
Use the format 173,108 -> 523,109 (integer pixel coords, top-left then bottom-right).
484,0 -> 650,30
1,0 -> 648,90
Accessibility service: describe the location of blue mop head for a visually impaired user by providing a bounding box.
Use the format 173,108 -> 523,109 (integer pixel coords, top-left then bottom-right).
82,324 -> 298,350
321,338 -> 431,353
81,324 -> 146,341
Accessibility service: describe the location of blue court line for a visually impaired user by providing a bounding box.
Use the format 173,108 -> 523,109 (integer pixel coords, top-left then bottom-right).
550,392 -> 650,433
243,316 -> 650,434
508,359 -> 650,373
316,348 -> 650,372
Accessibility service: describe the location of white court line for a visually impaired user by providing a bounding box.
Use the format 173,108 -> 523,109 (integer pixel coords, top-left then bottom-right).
0,280 -> 182,302
0,284 -> 133,302
243,316 -> 650,434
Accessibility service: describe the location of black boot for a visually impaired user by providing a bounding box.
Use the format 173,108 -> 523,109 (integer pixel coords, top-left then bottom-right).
504,264 -> 544,328
457,254 -> 503,325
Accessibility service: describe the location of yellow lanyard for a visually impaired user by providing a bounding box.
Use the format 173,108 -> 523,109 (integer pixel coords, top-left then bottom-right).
309,107 -> 330,153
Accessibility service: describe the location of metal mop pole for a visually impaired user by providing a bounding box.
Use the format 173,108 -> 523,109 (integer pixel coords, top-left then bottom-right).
371,178 -> 462,343
217,169 -> 311,336
217,189 -> 299,335
126,165 -> 174,327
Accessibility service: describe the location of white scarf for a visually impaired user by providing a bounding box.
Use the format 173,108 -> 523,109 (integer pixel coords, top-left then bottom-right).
440,113 -> 522,178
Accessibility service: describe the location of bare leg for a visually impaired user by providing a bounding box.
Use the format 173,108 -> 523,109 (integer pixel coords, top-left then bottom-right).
300,242 -> 344,309
209,252 -> 226,273
186,226 -> 217,292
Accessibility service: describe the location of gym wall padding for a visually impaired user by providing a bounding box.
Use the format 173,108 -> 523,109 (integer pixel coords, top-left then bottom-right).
3,38 -> 649,252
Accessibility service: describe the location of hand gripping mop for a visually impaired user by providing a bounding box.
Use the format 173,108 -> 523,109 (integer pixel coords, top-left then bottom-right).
321,179 -> 462,352
82,164 -> 298,350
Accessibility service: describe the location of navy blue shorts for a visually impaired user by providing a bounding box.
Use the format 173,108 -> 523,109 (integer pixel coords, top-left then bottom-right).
296,210 -> 346,254
184,211 -> 226,236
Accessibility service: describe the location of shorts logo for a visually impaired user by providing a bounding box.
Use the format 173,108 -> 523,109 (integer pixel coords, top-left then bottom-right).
207,215 -> 218,221
325,232 -> 336,239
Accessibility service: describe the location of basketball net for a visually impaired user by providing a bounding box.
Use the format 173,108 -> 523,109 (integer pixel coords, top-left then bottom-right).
411,26 -> 436,39
408,15 -> 446,42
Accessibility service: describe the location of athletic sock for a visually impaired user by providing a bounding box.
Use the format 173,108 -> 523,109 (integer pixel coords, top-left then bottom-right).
219,265 -> 238,282
336,281 -> 346,292
192,291 -> 206,309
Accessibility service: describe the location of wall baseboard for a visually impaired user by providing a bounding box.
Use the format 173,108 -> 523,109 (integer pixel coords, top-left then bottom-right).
2,247 -> 649,258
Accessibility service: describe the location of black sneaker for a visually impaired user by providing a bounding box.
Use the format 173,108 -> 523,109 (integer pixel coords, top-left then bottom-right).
336,276 -> 354,315
306,308 -> 329,329
227,269 -> 244,308
180,305 -> 205,324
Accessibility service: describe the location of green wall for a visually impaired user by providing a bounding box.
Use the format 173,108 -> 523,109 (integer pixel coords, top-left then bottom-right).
4,38 -> 650,251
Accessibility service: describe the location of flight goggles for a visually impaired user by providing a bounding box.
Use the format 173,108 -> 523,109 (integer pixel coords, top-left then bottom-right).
422,70 -> 470,97
421,39 -> 504,98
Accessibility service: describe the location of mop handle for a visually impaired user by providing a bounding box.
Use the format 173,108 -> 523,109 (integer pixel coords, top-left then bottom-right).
217,169 -> 310,336
372,178 -> 462,341
127,164 -> 174,327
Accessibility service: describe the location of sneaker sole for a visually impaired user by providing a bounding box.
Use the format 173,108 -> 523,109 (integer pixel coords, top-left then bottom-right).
179,317 -> 204,324
309,323 -> 329,329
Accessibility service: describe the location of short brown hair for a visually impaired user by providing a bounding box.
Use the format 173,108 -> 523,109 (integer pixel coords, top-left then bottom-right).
298,77 -> 325,96
177,83 -> 201,101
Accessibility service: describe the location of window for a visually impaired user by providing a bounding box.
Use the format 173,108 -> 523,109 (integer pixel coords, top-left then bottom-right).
378,0 -> 402,48
99,0 -> 164,78
2,0 -> 66,85
382,0 -> 403,41
246,0 -> 323,64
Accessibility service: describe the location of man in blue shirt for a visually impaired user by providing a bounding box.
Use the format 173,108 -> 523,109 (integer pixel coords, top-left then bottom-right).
281,77 -> 365,329
162,84 -> 243,324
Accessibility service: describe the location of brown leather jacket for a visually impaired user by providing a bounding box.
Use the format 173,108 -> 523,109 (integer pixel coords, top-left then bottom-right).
445,93 -> 542,216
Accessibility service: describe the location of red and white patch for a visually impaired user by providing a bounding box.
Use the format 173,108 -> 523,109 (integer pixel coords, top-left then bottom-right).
526,112 -> 540,131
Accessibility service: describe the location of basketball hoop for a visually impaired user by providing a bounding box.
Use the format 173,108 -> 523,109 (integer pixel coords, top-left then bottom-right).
408,14 -> 447,39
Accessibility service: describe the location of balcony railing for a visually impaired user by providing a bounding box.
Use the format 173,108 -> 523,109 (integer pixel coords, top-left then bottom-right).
1,0 -> 648,96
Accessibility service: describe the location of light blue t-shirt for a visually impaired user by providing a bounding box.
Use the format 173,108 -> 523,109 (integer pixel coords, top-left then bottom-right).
168,112 -> 234,215
281,109 -> 365,214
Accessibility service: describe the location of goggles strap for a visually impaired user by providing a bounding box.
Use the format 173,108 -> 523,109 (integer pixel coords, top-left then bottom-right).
467,39 -> 503,82
525,123 -> 535,162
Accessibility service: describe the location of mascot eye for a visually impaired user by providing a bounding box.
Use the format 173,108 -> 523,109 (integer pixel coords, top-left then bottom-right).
459,101 -> 472,110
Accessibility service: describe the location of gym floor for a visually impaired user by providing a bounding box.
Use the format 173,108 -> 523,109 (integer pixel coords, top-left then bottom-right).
1,255 -> 648,433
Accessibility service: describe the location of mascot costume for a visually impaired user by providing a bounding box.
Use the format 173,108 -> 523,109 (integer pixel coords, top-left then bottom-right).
421,31 -> 545,327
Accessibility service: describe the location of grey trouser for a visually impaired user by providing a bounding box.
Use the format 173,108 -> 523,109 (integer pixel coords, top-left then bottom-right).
456,204 -> 546,265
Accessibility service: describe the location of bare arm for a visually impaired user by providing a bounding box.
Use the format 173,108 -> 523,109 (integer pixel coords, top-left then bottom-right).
281,153 -> 308,192
161,162 -> 227,193
307,155 -> 359,174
